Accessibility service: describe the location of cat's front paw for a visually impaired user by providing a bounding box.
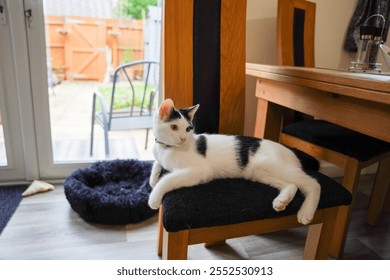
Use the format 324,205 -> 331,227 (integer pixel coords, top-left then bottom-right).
272,199 -> 290,212
297,208 -> 314,225
148,191 -> 162,209
149,177 -> 158,188
272,184 -> 297,212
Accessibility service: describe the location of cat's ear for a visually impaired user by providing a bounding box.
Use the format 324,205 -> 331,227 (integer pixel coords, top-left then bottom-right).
159,99 -> 175,121
187,104 -> 200,122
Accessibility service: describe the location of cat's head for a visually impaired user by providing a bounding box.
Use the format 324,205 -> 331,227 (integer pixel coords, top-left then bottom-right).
153,99 -> 199,147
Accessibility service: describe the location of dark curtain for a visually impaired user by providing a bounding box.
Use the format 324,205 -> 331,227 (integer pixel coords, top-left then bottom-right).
344,0 -> 390,52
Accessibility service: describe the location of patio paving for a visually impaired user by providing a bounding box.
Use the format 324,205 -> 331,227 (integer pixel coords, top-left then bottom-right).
49,80 -> 155,162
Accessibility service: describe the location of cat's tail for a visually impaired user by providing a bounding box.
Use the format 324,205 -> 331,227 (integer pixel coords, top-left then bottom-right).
288,147 -> 320,171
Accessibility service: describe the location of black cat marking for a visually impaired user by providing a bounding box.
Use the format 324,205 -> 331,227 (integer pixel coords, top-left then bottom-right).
196,135 -> 207,157
235,136 -> 262,168
165,108 -> 182,122
165,106 -> 197,125
178,109 -> 193,123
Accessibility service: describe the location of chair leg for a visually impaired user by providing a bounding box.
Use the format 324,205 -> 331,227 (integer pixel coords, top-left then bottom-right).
90,95 -> 96,156
303,207 -> 337,259
145,128 -> 150,150
329,158 -> 361,259
157,207 -> 163,257
162,229 -> 189,260
90,120 -> 95,156
384,186 -> 390,211
366,157 -> 390,225
103,125 -> 110,156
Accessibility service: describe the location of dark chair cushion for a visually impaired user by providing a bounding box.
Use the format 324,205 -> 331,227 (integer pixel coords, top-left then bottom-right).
282,120 -> 390,162
162,170 -> 352,232
64,159 -> 157,225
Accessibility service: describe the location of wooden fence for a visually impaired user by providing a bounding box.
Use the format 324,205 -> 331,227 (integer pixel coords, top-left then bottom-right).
46,16 -> 144,81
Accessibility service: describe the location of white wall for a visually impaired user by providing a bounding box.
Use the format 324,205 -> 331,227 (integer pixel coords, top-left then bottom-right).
245,0 -> 390,135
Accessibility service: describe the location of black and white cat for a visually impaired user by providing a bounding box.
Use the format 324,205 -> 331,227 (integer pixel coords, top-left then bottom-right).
148,99 -> 320,225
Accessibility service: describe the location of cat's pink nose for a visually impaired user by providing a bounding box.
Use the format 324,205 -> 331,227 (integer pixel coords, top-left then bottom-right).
180,137 -> 186,143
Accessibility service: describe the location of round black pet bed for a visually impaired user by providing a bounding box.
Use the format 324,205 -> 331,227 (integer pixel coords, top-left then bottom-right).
64,159 -> 156,225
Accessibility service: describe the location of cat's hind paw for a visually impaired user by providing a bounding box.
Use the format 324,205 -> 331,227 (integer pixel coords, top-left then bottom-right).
297,209 -> 314,225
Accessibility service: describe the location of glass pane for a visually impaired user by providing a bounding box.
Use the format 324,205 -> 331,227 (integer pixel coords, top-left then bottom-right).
0,110 -> 7,166
43,0 -> 161,163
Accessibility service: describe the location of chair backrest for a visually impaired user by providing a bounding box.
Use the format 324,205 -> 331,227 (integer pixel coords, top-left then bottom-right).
109,60 -> 159,122
277,0 -> 316,67
163,0 -> 246,135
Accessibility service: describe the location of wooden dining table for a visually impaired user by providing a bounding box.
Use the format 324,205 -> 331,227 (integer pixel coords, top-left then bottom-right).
246,63 -> 390,258
246,63 -> 390,143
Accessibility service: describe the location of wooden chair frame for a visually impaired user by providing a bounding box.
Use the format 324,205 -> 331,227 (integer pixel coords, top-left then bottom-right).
277,0 -> 316,67
280,133 -> 390,256
276,0 -> 390,258
156,0 -> 359,261
157,206 -> 340,260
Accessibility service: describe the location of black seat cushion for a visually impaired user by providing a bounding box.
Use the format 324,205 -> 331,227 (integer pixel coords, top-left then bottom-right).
162,170 -> 352,232
64,159 -> 157,225
282,120 -> 390,162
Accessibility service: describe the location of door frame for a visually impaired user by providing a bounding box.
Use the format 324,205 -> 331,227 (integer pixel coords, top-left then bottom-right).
25,0 -> 92,179
1,0 -> 163,182
0,0 -> 39,183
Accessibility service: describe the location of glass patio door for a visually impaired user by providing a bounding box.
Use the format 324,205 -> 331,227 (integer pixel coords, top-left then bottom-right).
22,0 -> 95,179
0,0 -> 161,182
0,68 -> 27,182
24,0 -> 161,179
0,0 -> 34,182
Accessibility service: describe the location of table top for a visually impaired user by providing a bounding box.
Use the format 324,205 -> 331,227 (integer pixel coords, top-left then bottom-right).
246,63 -> 390,105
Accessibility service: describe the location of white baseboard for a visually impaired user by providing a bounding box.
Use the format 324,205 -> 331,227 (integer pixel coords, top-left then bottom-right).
319,161 -> 378,178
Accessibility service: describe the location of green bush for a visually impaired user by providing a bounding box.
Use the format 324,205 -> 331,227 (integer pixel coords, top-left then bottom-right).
115,0 -> 158,20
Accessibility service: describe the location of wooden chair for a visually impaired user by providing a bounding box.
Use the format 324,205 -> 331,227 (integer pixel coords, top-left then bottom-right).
90,60 -> 159,156
276,0 -> 390,258
156,171 -> 352,260
157,0 -> 354,261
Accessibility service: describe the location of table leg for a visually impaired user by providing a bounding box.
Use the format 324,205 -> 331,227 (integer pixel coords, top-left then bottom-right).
254,98 -> 284,141
366,157 -> 390,225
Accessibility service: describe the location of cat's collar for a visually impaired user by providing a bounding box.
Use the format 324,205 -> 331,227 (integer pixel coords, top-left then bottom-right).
155,138 -> 172,148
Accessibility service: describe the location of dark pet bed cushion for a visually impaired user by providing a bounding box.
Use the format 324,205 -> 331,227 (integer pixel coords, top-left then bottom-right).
64,159 -> 156,225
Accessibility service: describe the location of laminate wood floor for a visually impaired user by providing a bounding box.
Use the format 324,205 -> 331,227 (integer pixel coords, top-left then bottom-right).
0,175 -> 388,260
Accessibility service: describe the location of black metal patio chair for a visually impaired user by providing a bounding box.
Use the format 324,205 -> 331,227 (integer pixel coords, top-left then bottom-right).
90,60 -> 159,156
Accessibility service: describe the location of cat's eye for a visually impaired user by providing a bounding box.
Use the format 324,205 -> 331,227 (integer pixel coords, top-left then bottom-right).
186,126 -> 193,132
171,124 -> 178,131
